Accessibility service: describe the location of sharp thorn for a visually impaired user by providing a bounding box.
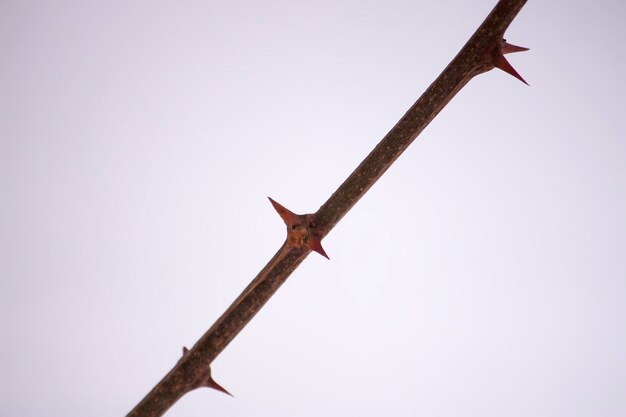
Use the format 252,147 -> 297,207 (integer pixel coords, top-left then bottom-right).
309,237 -> 330,260
268,197 -> 300,226
204,375 -> 233,397
181,348 -> 232,396
502,40 -> 529,54
494,53 -> 529,86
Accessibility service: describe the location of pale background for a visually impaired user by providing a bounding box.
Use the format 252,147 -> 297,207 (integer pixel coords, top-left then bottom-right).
1,1 -> 625,416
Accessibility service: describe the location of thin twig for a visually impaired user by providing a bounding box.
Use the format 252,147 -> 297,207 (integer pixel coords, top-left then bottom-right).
127,1 -> 529,415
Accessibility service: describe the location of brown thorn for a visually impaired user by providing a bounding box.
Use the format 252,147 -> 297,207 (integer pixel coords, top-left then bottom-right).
494,53 -> 529,86
268,197 -> 300,226
181,346 -> 232,396
202,371 -> 233,397
309,235 -> 330,260
502,40 -> 529,54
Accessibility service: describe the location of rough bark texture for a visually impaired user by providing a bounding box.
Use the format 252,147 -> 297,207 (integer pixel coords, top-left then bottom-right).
127,1 -> 528,416
314,0 -> 526,235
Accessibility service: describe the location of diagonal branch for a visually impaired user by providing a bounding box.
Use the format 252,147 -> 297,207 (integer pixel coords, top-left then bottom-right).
127,1 -> 529,415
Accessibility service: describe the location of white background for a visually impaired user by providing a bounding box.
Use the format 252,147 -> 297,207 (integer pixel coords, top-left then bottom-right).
1,1 -> 625,416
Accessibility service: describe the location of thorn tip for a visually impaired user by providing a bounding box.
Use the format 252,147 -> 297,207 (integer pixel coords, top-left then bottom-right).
309,236 -> 330,260
205,376 -> 233,397
268,197 -> 299,225
502,40 -> 529,54
494,53 -> 529,86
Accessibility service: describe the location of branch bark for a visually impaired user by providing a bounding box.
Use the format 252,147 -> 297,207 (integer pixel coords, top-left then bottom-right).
127,1 -> 529,415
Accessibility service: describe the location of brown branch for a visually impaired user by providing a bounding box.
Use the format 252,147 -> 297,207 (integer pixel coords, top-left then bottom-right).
127,1 -> 529,415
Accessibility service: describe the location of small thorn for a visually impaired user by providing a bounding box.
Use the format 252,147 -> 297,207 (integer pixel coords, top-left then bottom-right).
309,236 -> 330,260
502,40 -> 529,54
494,53 -> 529,86
204,374 -> 233,397
181,348 -> 232,396
268,197 -> 299,226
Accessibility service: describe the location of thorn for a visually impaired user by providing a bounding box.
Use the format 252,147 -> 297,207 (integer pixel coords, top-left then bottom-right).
501,40 -> 529,54
494,52 -> 529,86
202,371 -> 233,397
178,346 -> 190,364
492,38 -> 529,86
180,347 -> 232,396
309,235 -> 330,260
268,197 -> 299,226
267,197 -> 329,258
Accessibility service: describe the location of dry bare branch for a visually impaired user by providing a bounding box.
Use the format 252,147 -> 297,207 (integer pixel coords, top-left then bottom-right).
127,1 -> 530,415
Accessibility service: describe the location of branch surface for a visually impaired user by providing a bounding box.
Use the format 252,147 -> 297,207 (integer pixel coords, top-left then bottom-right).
127,1 -> 529,415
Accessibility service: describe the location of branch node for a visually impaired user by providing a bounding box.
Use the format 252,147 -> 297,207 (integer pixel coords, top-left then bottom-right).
490,38 -> 530,85
268,197 -> 329,259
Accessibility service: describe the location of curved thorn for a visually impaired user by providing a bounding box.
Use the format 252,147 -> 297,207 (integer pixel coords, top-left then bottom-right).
268,197 -> 299,226
494,53 -> 529,86
182,346 -> 189,356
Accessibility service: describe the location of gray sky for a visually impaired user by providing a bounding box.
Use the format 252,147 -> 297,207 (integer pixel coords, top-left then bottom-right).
1,1 -> 625,416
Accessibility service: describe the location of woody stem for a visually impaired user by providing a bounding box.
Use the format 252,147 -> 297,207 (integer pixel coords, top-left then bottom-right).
127,1 -> 528,416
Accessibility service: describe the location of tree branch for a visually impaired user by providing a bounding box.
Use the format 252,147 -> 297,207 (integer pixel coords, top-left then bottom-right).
127,1 -> 529,415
